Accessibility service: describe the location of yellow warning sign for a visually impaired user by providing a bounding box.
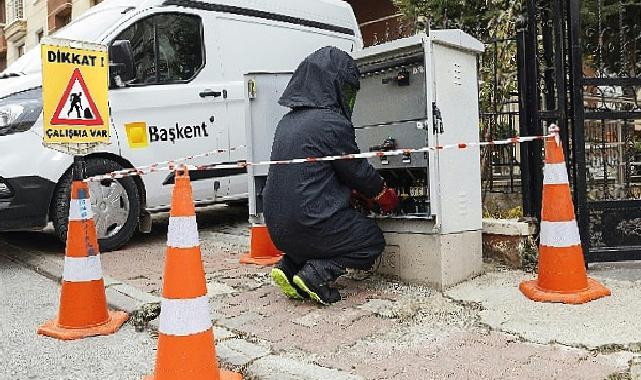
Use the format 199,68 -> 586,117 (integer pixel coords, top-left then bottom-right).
42,39 -> 109,145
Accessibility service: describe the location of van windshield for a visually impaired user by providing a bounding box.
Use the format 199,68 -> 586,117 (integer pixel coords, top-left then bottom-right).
4,5 -> 131,75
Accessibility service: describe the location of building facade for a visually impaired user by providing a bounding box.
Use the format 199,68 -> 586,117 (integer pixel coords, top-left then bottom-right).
0,0 -> 6,70
1,0 -> 100,71
345,0 -> 409,47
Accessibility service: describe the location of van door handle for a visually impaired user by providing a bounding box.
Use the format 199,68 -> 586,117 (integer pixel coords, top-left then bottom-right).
199,90 -> 227,99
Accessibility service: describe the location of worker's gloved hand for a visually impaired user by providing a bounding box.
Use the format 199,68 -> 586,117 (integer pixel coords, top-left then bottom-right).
351,190 -> 374,210
375,186 -> 399,214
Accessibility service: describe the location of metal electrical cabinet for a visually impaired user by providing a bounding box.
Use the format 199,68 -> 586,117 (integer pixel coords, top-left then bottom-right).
351,31 -> 485,289
244,72 -> 294,225
244,30 -> 485,289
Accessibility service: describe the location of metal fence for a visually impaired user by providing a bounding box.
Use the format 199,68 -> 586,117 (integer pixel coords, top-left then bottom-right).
480,103 -> 521,195
516,0 -> 641,263
478,38 -> 523,213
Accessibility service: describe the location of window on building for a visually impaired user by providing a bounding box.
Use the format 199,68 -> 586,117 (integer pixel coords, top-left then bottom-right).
90,0 -> 102,6
17,43 -> 24,57
9,0 -> 24,21
54,10 -> 71,31
0,53 -> 7,72
36,29 -> 44,43
114,14 -> 203,85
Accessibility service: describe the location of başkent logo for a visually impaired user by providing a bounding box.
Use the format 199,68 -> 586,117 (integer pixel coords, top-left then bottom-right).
149,122 -> 210,144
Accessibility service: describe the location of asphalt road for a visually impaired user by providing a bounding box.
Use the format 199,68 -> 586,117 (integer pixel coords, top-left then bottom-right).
0,203 -> 249,256
0,253 -> 156,380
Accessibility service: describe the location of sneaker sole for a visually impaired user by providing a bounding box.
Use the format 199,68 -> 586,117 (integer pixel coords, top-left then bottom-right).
293,275 -> 328,305
271,268 -> 303,300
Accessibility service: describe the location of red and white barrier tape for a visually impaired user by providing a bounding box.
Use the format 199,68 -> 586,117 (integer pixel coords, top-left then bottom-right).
84,145 -> 247,181
85,133 -> 556,183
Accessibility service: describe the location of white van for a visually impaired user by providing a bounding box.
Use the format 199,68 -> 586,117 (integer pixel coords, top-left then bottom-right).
0,0 -> 362,251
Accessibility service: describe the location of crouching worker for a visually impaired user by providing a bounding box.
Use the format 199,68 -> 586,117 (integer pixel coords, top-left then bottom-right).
264,47 -> 399,305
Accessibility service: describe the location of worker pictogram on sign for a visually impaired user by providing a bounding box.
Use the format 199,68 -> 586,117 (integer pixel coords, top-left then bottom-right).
50,68 -> 104,126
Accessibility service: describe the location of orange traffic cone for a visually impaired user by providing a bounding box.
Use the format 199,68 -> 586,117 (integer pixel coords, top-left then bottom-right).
145,170 -> 242,380
239,224 -> 283,265
520,129 -> 611,304
38,180 -> 128,340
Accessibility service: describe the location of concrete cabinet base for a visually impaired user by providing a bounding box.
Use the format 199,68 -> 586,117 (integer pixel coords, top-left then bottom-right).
376,221 -> 482,290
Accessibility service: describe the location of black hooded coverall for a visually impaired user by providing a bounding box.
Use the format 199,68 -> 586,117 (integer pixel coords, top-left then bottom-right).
263,47 -> 386,281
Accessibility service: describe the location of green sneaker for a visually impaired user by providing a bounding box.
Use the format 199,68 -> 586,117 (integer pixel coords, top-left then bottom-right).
271,268 -> 304,300
293,273 -> 341,305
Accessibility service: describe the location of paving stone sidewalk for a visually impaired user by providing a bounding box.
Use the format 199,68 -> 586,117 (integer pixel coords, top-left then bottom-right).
3,207 -> 640,379
98,226 -> 639,380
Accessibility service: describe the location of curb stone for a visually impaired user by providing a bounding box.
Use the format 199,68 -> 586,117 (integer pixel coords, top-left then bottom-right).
246,355 -> 364,380
0,243 -> 159,313
216,338 -> 272,367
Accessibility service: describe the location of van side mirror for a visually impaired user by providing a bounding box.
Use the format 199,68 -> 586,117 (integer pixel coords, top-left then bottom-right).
109,40 -> 135,86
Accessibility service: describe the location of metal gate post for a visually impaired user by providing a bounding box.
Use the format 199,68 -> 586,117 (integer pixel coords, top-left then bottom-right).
517,0 -> 544,219
567,0 -> 591,261
516,18 -> 534,217
551,0 -> 570,173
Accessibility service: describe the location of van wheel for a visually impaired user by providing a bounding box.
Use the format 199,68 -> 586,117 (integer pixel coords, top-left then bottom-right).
51,158 -> 141,252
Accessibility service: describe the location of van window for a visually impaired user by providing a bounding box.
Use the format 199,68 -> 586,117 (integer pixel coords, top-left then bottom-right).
115,14 -> 204,85
117,17 -> 156,84
156,15 -> 203,82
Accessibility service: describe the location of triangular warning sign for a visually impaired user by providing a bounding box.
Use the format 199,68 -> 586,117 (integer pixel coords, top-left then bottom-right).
50,68 -> 104,126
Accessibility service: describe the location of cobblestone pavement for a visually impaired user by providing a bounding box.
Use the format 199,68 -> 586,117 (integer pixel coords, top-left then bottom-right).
2,205 -> 640,379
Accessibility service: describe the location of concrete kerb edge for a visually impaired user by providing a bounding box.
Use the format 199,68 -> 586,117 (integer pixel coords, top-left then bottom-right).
482,218 -> 537,236
0,247 -> 147,314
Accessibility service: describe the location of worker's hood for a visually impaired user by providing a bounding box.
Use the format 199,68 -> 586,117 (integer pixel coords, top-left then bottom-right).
279,46 -> 361,120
